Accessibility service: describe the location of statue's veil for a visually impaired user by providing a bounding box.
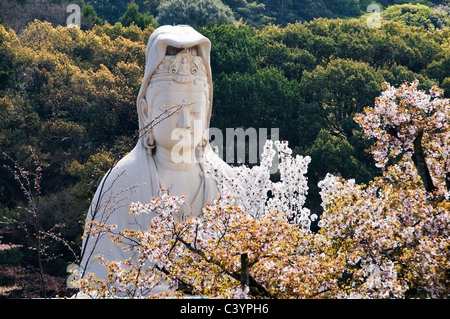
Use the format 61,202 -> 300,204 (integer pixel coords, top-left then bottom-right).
136,25 -> 214,132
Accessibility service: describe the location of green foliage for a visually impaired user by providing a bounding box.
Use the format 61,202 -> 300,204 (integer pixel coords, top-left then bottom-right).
212,67 -> 301,144
0,26 -> 16,90
262,42 -> 317,81
323,0 -> 362,17
80,1 -> 106,29
67,151 -> 116,197
145,0 -> 164,13
306,129 -> 362,178
119,0 -> 157,29
302,129 -> 375,212
258,0 -> 363,25
85,0 -> 149,24
156,0 -> 236,28
0,20 -> 146,217
0,246 -> 22,266
222,0 -> 275,27
300,58 -> 385,141
200,24 -> 265,74
382,3 -> 450,29
425,52 -> 450,84
2,0 -> 448,33
442,77 -> 450,97
92,22 -> 154,42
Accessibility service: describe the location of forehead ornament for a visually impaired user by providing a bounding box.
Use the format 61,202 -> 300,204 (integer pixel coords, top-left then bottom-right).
150,48 -> 208,85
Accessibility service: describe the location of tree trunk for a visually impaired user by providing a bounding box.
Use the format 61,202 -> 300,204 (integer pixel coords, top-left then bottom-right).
412,130 -> 437,194
240,253 -> 249,287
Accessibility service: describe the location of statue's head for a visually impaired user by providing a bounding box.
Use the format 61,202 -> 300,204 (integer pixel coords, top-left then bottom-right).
136,25 -> 213,155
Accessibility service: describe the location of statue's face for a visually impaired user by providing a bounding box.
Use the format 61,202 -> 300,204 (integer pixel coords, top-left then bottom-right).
146,82 -> 208,157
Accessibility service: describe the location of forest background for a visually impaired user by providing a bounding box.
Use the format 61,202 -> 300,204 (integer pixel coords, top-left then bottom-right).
0,0 -> 449,297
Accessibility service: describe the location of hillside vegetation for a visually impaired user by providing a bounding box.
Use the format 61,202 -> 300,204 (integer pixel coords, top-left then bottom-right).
0,0 -> 449,297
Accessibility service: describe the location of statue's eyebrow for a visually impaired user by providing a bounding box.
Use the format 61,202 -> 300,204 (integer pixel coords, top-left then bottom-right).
156,101 -> 178,111
156,101 -> 199,112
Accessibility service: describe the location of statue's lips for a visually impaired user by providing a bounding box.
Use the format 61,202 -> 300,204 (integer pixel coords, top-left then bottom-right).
170,128 -> 199,148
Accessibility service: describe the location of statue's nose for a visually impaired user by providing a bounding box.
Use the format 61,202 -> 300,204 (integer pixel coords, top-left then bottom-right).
177,107 -> 191,128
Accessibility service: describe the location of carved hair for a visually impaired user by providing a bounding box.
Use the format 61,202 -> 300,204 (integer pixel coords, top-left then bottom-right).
150,47 -> 208,85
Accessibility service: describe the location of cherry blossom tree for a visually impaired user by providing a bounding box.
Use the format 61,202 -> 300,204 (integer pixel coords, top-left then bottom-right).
74,80 -> 449,298
319,80 -> 449,298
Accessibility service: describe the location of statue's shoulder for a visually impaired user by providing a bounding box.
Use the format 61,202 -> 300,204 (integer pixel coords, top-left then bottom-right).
101,145 -> 150,188
204,148 -> 236,179
219,159 -> 236,178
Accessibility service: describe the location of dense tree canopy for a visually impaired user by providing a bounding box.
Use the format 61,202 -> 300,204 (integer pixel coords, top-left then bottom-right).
156,0 -> 236,28
2,0 -> 449,31
0,2 -> 449,296
119,1 -> 157,29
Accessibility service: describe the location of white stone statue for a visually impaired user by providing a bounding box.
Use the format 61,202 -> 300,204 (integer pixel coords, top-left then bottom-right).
79,25 -> 233,284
